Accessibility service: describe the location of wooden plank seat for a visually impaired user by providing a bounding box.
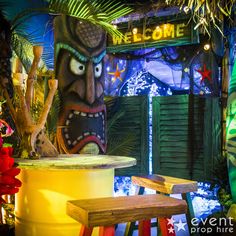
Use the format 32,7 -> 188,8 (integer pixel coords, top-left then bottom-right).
66,194 -> 187,236
132,174 -> 198,194
125,174 -> 198,236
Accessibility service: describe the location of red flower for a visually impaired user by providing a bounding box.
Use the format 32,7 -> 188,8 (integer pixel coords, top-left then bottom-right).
1,146 -> 13,156
0,144 -> 21,204
0,168 -> 21,185
5,126 -> 14,136
0,147 -> 14,172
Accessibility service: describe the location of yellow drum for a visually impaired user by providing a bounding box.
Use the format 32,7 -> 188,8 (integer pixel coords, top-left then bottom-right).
15,155 -> 136,236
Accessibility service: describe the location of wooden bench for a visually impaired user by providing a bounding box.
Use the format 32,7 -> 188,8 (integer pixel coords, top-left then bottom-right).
125,174 -> 198,235
67,194 -> 187,236
132,175 -> 198,195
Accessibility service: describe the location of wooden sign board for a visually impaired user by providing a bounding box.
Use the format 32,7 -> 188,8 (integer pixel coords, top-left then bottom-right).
107,15 -> 199,52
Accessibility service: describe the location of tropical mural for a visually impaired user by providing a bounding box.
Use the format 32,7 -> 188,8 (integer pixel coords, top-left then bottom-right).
104,45 -> 220,97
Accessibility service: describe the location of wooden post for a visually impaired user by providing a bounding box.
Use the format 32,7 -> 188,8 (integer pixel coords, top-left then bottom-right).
221,47 -> 229,155
124,186 -> 145,236
79,225 -> 93,236
182,192 -> 195,235
138,219 -> 151,236
99,226 -> 115,236
159,218 -> 176,236
25,45 -> 43,109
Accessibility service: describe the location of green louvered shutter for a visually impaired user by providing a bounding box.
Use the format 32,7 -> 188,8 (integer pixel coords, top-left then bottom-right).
106,96 -> 149,176
152,94 -> 221,181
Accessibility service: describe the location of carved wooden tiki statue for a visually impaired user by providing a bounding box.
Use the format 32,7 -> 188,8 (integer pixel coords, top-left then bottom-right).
54,15 -> 107,154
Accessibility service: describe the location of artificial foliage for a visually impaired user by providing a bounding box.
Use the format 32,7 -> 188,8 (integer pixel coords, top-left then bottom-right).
105,96 -> 137,156
48,0 -> 133,37
165,0 -> 235,35
226,58 -> 236,214
0,119 -> 21,226
210,155 -> 233,213
10,0 -> 133,39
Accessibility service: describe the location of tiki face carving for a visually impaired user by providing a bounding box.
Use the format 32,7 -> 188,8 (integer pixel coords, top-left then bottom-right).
55,15 -> 107,154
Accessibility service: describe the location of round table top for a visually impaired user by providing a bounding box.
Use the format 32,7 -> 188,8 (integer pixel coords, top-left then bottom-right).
14,154 -> 136,170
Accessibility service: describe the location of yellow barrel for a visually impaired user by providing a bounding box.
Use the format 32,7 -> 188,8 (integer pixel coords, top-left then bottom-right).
15,168 -> 114,236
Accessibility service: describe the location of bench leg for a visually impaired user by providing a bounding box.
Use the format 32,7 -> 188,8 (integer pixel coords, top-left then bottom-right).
159,218 -> 176,236
79,225 -> 93,236
125,186 -> 145,236
124,221 -> 136,236
138,219 -> 151,236
99,226 -> 115,236
182,192 -> 195,235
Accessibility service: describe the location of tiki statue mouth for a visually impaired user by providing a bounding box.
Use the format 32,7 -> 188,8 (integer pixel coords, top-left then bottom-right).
59,105 -> 106,153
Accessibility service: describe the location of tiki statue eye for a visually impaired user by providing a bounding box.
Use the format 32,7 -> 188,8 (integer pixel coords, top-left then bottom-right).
94,62 -> 102,78
70,57 -> 85,75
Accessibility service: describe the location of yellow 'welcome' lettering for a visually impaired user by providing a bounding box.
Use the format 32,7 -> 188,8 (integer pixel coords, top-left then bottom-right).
111,23 -> 188,45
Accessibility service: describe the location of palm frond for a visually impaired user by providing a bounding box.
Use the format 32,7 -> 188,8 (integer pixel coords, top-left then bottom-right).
11,12 -> 41,32
0,1 -> 9,11
11,33 -> 33,71
0,1 -> 12,21
106,96 -> 137,156
41,50 -> 54,70
107,110 -> 125,132
12,28 -> 50,73
48,0 -> 133,37
106,133 -> 137,156
11,0 -> 133,38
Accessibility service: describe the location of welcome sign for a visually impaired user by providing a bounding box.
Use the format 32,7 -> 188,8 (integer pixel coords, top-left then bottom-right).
107,15 -> 199,52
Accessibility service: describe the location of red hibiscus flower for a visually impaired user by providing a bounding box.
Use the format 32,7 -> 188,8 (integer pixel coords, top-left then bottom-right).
0,119 -> 21,224
0,144 -> 22,204
0,147 -> 14,173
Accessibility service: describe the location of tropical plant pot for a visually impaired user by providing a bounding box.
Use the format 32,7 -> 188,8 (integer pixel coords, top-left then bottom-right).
0,224 -> 14,236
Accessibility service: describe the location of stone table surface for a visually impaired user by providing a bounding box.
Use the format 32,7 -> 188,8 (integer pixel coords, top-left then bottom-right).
15,154 -> 136,170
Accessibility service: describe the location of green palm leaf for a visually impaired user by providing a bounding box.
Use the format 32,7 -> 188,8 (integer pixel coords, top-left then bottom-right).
48,0 -> 132,37
11,33 -> 33,72
11,0 -> 133,38
107,133 -> 137,156
106,96 -> 137,156
7,0 -> 133,71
